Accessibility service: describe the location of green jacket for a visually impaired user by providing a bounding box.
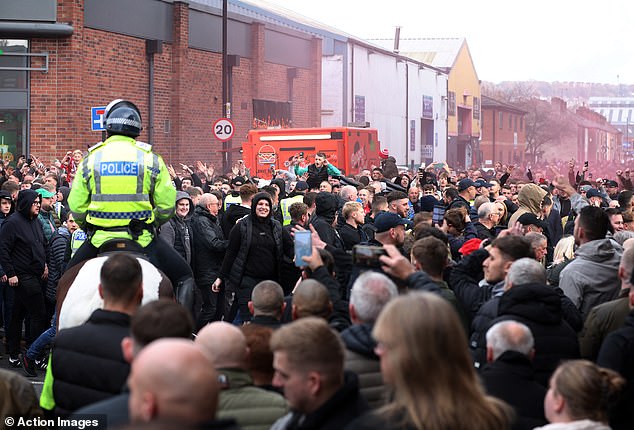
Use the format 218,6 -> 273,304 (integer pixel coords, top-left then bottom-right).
217,368 -> 287,430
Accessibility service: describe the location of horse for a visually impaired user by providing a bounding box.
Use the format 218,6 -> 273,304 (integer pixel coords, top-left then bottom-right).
55,240 -> 174,331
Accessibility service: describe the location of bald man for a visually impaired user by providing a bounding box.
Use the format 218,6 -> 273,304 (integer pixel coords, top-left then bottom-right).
196,322 -> 287,429
292,279 -> 332,321
248,281 -> 286,329
128,338 -> 236,427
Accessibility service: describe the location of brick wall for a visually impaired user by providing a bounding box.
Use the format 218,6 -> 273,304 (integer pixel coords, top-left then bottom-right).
480,108 -> 526,164
28,0 -> 322,174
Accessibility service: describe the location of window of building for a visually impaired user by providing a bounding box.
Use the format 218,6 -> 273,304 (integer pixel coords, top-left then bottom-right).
520,116 -> 523,131
0,39 -> 29,164
499,112 -> 503,129
508,114 -> 512,129
0,40 -> 28,89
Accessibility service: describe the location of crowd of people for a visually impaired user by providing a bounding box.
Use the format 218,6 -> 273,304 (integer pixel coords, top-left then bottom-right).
1,107 -> 634,429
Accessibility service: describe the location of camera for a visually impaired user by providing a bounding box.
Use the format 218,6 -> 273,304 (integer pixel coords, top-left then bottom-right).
299,152 -> 304,157
352,245 -> 387,268
26,158 -> 33,166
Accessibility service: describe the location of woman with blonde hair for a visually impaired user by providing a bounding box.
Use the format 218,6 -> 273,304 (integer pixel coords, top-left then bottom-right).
537,360 -> 624,430
346,292 -> 513,430
494,200 -> 509,229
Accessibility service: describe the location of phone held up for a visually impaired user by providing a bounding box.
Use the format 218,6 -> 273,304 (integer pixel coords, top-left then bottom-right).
294,230 -> 312,267
352,245 -> 387,268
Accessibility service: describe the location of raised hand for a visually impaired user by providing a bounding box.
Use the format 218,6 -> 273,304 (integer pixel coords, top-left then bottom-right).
167,165 -> 176,179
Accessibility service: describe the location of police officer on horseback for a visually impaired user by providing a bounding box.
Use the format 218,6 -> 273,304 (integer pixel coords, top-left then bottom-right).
67,99 -> 194,311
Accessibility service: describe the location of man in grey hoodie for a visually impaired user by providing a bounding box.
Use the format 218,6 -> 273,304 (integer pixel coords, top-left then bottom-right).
560,206 -> 623,320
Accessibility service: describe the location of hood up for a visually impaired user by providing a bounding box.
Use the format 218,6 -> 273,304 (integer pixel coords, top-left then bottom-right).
16,189 -> 40,219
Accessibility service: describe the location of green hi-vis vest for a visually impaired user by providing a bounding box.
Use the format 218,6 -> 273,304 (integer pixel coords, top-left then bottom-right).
67,135 -> 176,248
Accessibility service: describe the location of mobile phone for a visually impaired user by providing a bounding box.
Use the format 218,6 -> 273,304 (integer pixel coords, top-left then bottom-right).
352,245 -> 387,268
294,230 -> 312,267
299,152 -> 304,157
434,163 -> 444,169
584,161 -> 588,168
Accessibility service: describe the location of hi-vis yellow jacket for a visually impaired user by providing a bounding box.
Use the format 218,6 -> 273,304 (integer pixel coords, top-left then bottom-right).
68,135 -> 175,247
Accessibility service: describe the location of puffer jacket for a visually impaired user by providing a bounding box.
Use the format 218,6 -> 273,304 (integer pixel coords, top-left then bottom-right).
492,282 -> 580,386
559,238 -> 622,320
219,193 -> 283,291
47,310 -> 130,416
508,184 -> 547,226
191,204 -> 228,287
216,368 -> 287,430
341,323 -> 386,410
46,226 -> 71,302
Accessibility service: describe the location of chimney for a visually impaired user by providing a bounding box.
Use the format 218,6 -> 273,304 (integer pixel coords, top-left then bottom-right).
393,26 -> 401,54
551,97 -> 567,113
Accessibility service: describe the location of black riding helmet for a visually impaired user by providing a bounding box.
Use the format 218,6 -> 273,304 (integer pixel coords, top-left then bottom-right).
104,99 -> 143,138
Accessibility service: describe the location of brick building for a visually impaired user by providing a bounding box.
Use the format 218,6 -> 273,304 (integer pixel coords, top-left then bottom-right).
0,0 -> 321,170
480,95 -> 527,165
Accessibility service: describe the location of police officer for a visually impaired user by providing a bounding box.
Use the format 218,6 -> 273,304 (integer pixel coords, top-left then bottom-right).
67,99 -> 195,311
279,181 -> 308,226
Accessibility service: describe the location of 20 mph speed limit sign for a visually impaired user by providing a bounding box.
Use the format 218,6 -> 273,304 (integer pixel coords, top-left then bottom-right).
213,118 -> 235,142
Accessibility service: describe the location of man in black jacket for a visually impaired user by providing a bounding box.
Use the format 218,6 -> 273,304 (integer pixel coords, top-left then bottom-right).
0,189 -> 48,367
482,320 -> 547,430
40,253 -> 143,417
72,300 -> 195,427
249,281 -> 285,329
447,178 -> 476,211
486,258 -> 580,386
270,317 -> 368,429
191,193 -> 229,327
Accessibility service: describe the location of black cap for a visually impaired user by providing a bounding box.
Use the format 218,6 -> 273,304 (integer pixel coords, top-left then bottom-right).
231,176 -> 246,186
374,212 -> 413,233
586,189 -> 603,199
474,179 -> 492,188
295,181 -> 309,191
517,213 -> 547,231
458,178 -> 476,192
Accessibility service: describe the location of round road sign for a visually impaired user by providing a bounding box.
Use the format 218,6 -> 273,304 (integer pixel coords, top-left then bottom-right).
213,118 -> 235,142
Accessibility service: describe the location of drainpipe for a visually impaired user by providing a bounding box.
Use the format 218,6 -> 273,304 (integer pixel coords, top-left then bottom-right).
146,40 -> 163,145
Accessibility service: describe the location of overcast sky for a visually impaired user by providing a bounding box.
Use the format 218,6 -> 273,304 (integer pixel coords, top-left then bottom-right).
262,0 -> 634,85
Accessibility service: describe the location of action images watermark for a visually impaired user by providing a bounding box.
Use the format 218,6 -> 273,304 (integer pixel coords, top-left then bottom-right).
4,415 -> 106,429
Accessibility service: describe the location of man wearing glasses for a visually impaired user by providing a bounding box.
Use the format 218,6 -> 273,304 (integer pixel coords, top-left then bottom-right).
474,202 -> 501,241
0,189 -> 48,370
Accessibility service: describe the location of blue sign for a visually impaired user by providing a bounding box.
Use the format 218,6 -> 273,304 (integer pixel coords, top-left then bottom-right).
91,106 -> 106,131
100,161 -> 139,176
